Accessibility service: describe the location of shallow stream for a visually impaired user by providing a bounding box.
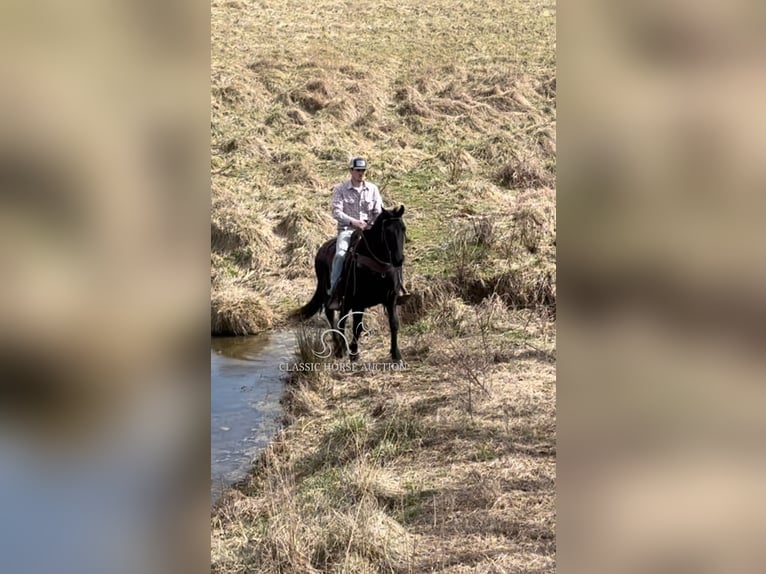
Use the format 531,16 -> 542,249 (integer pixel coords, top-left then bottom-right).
211,330 -> 295,502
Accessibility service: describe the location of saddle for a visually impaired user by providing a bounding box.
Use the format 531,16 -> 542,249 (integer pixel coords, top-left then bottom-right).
336,230 -> 395,296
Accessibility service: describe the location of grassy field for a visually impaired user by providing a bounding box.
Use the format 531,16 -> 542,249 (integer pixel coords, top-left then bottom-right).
211,0 -> 556,570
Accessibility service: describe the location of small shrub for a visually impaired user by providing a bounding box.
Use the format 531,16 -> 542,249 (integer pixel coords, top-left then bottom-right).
443,224 -> 489,283
512,206 -> 544,254
471,216 -> 495,248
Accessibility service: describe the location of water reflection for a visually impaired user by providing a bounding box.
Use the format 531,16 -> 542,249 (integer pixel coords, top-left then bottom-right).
211,330 -> 294,502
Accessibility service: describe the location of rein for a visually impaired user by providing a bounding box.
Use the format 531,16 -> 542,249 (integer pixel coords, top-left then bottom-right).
357,219 -> 402,271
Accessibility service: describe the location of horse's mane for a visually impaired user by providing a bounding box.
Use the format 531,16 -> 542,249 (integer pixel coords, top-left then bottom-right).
363,207 -> 404,249
369,206 -> 405,230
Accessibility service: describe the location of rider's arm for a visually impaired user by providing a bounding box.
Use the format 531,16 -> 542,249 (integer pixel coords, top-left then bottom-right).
331,185 -> 353,226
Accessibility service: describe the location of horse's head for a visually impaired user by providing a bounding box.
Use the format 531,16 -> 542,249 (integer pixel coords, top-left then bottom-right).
374,205 -> 406,267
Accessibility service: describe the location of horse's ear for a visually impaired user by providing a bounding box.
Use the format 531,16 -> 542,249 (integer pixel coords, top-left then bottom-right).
396,205 -> 405,217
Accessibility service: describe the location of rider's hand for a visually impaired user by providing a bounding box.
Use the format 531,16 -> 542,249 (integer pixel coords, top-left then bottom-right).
351,219 -> 367,230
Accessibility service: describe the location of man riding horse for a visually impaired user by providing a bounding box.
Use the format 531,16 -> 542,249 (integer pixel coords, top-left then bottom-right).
295,156 -> 410,361
327,156 -> 409,311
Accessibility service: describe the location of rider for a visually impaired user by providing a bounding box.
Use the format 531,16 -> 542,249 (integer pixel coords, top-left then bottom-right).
327,156 -> 409,310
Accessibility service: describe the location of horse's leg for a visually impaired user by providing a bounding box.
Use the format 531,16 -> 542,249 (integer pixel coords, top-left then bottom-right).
386,299 -> 402,362
322,304 -> 335,352
334,306 -> 347,358
350,306 -> 363,358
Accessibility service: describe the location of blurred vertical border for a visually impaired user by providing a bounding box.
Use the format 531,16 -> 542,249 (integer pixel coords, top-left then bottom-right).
559,0 -> 766,572
0,1 -> 210,573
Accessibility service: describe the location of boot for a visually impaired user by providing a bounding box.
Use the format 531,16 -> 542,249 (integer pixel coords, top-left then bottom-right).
327,286 -> 342,311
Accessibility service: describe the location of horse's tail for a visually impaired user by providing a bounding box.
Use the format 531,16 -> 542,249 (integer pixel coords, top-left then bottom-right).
292,283 -> 325,319
290,247 -> 332,320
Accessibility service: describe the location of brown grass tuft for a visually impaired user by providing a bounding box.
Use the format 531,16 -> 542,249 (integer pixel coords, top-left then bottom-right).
493,262 -> 556,310
495,149 -> 554,189
275,156 -> 322,187
292,323 -> 335,380
276,204 -> 336,278
211,189 -> 278,269
438,146 -> 479,183
508,187 -> 556,256
330,552 -> 376,574
394,86 -> 433,118
398,273 -> 454,324
342,460 -> 407,506
213,447 -> 415,574
349,501 -> 414,571
286,108 -> 309,125
431,296 -> 474,336
211,286 -> 275,335
283,382 -> 326,418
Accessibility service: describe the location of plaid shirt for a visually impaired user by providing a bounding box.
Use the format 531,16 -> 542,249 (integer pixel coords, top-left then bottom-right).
330,180 -> 383,230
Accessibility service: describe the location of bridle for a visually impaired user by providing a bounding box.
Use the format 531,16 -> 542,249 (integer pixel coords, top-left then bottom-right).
359,217 -> 403,270
379,217 -> 403,265
347,217 -> 404,298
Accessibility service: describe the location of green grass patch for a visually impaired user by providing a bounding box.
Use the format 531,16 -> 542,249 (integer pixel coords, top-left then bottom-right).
368,408 -> 426,463
403,318 -> 433,336
317,412 -> 370,465
394,484 -> 437,525
474,442 -> 500,462
298,466 -> 344,506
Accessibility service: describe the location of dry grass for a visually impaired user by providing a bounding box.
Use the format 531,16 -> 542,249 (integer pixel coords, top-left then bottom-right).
214,299 -> 556,573
211,188 -> 278,272
509,187 -> 557,255
212,442 -> 416,573
210,0 -> 556,334
212,0 -> 555,570
282,382 -> 327,419
276,204 -> 336,278
397,273 -> 455,325
495,149 -> 555,189
211,285 -> 275,335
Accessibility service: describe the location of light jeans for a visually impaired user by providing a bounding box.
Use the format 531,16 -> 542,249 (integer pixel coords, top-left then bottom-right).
330,228 -> 355,292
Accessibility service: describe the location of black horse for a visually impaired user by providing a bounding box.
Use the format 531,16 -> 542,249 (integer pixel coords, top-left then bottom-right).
297,205 -> 407,361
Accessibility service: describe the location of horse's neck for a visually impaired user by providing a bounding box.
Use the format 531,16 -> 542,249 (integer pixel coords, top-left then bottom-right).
359,228 -> 385,260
